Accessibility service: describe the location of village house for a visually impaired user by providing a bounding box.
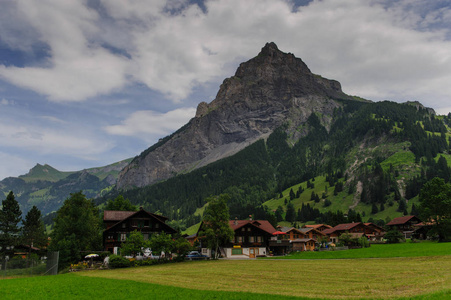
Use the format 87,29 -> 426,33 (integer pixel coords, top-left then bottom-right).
302,224 -> 332,232
196,218 -> 277,258
270,226 -> 326,253
222,219 -> 276,258
323,222 -> 371,244
386,215 -> 422,239
363,223 -> 385,241
103,208 -> 177,254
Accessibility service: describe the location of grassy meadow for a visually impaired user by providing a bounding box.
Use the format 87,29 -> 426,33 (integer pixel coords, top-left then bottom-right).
2,242 -> 450,300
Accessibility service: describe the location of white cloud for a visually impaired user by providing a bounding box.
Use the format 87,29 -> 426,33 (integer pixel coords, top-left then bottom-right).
0,0 -> 450,114
0,122 -> 112,158
104,107 -> 196,140
0,152 -> 31,180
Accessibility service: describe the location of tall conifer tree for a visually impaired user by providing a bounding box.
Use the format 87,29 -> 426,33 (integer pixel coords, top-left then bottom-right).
0,191 -> 22,260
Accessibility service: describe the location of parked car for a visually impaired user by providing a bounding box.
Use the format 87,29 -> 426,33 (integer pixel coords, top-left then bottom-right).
186,251 -> 208,260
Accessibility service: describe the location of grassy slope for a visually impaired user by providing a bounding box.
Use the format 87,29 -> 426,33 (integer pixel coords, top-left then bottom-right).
19,164 -> 74,183
262,140 -> 429,224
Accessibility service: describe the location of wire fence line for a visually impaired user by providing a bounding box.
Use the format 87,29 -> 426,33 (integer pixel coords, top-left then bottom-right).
1,251 -> 59,277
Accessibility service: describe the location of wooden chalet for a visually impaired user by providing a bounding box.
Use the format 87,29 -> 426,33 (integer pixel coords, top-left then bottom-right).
103,208 -> 177,253
363,223 -> 385,241
270,226 -> 325,253
222,219 -> 277,258
302,224 -> 332,232
323,222 -> 368,244
386,215 -> 422,238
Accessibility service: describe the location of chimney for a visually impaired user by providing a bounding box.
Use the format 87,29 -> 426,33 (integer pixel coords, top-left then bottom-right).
234,217 -> 238,225
249,215 -> 253,221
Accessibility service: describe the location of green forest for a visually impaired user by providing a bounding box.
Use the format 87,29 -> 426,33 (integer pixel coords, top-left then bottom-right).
98,100 -> 451,231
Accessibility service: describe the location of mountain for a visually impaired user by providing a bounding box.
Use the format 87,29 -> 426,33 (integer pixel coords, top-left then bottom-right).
107,42 -> 451,231
117,42 -> 354,189
0,159 -> 132,216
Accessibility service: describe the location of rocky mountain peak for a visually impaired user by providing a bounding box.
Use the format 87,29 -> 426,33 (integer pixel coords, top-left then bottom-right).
117,43 -> 353,189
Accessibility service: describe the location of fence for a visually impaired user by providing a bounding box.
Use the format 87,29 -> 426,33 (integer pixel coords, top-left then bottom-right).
1,251 -> 59,277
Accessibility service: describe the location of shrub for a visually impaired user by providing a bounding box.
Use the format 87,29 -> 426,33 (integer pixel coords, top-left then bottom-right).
108,255 -> 131,268
384,229 -> 404,243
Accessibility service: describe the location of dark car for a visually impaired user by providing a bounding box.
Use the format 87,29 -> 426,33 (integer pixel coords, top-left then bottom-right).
186,251 -> 208,260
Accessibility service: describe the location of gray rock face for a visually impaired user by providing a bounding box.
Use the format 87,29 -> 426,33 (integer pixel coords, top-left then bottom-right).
116,42 -> 352,189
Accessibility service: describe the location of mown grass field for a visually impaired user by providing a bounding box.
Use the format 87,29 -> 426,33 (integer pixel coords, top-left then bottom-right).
1,242 -> 450,299
0,242 -> 451,300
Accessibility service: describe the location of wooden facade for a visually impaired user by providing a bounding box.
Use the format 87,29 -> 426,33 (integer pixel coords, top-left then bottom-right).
223,220 -> 276,258
386,215 -> 422,238
103,208 -> 177,253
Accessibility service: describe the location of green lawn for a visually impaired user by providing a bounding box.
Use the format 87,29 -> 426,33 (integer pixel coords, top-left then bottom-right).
269,241 -> 451,259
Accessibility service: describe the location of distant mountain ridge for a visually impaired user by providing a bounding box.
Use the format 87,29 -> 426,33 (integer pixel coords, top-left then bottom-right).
0,159 -> 132,216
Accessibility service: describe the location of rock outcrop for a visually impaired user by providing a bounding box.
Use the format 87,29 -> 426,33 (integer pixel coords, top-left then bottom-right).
116,42 -> 352,189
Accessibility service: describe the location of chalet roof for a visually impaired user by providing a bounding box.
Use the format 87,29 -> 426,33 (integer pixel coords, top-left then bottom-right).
229,220 -> 276,235
303,224 -> 332,230
322,222 -> 364,235
104,210 -> 135,221
291,238 -> 316,243
103,208 -> 176,234
331,222 -> 363,231
322,228 -> 335,235
104,209 -> 168,222
364,223 -> 384,231
386,215 -> 421,226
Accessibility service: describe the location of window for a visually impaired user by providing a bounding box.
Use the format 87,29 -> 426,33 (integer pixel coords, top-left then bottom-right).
121,223 -> 126,229
241,228 -> 245,232
144,220 -> 150,227
120,233 -> 127,241
155,223 -> 159,229
131,220 -> 137,227
247,227 -> 251,232
237,236 -> 243,243
257,236 -> 262,243
249,236 -> 255,243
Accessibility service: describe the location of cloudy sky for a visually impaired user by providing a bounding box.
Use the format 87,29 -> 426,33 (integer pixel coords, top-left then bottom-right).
1,0 -> 451,180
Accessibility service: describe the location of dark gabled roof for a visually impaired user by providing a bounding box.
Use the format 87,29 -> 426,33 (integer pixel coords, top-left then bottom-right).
291,238 -> 316,243
104,209 -> 169,222
386,215 -> 421,226
322,228 -> 335,235
364,223 -> 384,231
332,222 -> 364,231
229,220 -> 276,235
104,210 -> 135,221
103,208 -> 176,234
323,222 -> 364,235
303,224 -> 332,230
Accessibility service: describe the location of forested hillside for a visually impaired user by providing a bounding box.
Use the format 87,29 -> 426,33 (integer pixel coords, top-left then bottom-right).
100,100 -> 451,231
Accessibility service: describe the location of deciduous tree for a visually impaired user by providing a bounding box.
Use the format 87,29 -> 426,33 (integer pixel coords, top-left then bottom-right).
50,191 -> 101,267
419,177 -> 451,242
198,194 -> 234,259
105,195 -> 137,211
